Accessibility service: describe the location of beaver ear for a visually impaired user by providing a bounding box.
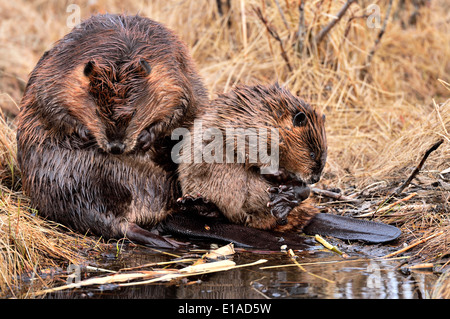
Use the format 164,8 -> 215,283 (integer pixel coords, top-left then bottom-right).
139,58 -> 152,76
83,60 -> 95,77
293,112 -> 307,127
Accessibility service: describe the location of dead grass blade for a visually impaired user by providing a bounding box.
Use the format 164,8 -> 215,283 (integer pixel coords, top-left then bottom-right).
287,249 -> 335,283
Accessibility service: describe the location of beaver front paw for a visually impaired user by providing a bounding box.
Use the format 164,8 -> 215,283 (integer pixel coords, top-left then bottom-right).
136,127 -> 156,152
71,127 -> 95,148
177,194 -> 221,218
267,182 -> 310,225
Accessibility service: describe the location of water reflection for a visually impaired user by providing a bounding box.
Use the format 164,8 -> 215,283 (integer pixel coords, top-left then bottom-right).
43,245 -> 439,299
174,256 -> 435,299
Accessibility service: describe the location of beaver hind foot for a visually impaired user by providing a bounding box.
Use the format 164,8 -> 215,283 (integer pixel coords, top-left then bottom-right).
125,223 -> 184,249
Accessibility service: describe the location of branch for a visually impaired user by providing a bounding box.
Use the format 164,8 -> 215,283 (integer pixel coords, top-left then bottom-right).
311,187 -> 360,203
394,139 -> 445,195
383,231 -> 444,258
314,0 -> 357,45
360,0 -> 394,78
295,0 -> 306,54
253,6 -> 293,72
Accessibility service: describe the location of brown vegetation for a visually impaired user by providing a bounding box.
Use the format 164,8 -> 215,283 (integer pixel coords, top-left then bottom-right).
0,0 -> 448,297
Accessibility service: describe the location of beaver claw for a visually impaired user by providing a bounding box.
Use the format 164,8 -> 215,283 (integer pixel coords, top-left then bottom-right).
136,128 -> 156,152
177,194 -> 221,218
267,182 -> 311,225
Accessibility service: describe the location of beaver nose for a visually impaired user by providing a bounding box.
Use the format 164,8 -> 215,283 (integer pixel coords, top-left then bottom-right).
106,141 -> 125,155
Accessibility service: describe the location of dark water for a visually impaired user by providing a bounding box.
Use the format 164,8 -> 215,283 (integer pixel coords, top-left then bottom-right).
39,238 -> 440,299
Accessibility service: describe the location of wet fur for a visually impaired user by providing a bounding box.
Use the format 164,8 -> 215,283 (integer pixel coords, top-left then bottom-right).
17,14 -> 208,245
178,84 -> 327,231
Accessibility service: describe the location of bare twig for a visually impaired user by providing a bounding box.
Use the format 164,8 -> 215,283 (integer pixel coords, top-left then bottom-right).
314,0 -> 357,45
295,0 -> 306,54
361,0 -> 394,78
253,6 -> 293,72
315,235 -> 349,258
394,139 -> 445,195
383,231 -> 444,258
311,187 -> 360,203
287,249 -> 335,283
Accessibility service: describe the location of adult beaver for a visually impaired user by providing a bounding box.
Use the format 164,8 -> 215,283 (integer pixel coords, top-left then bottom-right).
163,84 -> 401,245
16,14 -> 208,248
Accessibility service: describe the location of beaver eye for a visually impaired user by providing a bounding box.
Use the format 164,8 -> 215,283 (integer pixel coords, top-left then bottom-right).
310,151 -> 316,159
293,112 -> 307,127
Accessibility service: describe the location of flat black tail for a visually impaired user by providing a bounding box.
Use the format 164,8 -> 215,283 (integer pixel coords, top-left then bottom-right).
161,212 -> 401,249
160,213 -> 309,250
303,213 -> 401,243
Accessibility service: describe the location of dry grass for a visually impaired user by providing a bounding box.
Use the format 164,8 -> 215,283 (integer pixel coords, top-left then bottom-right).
0,115 -> 103,297
0,0 -> 449,297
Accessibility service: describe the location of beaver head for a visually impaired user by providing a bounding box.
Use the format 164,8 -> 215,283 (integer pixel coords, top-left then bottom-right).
214,83 -> 327,185
21,14 -> 203,155
78,54 -> 189,155
266,84 -> 327,185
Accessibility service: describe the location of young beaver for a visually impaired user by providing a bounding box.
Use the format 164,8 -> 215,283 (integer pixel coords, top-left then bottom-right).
16,14 -> 208,248
176,83 -> 327,232
169,83 -> 400,245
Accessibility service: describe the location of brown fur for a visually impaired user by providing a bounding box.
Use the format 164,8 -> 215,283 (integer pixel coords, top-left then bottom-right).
16,14 -> 208,247
178,83 -> 327,231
